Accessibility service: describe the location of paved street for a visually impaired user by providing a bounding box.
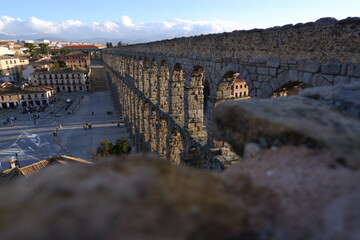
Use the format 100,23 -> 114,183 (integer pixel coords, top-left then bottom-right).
0,90 -> 129,170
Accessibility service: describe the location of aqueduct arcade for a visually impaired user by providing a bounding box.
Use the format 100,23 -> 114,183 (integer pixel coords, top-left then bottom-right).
102,17 -> 360,170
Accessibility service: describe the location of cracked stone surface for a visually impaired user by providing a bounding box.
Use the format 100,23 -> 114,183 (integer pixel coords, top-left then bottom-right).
214,83 -> 360,169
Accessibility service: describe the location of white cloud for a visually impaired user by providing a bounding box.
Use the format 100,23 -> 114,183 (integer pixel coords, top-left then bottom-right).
0,15 -> 245,42
121,16 -> 134,28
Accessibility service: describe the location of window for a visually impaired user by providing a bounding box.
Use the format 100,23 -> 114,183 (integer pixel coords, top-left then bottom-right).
41,94 -> 44,97
8,95 -> 12,100
1,96 -> 4,101
244,84 -> 247,88
240,92 -> 242,97
235,85 -> 238,89
240,85 -> 243,89
244,92 -> 247,97
235,93 -> 238,98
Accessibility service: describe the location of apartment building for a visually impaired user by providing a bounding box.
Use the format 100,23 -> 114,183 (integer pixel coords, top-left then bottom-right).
29,67 -> 91,92
232,78 -> 250,99
0,56 -> 29,82
64,51 -> 90,69
0,83 -> 56,109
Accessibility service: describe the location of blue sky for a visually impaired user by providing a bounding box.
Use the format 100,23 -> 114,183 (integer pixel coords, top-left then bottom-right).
1,0 -> 359,42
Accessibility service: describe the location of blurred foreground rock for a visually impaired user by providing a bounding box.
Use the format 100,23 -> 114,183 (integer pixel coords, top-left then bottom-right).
214,83 -> 360,169
0,155 -> 278,240
215,83 -> 360,239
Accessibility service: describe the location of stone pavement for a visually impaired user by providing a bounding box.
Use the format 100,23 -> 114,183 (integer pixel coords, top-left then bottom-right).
56,90 -> 129,161
0,90 -> 129,170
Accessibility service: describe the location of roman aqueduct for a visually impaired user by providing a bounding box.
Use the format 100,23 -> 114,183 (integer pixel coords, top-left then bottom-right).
102,17 -> 360,170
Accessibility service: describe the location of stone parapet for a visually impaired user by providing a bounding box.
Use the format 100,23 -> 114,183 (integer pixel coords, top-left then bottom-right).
105,17 -> 360,63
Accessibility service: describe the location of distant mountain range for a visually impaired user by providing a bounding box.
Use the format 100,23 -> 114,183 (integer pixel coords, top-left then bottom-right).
0,33 -> 186,45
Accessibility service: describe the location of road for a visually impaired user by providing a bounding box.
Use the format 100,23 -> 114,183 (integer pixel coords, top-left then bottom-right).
0,90 -> 129,170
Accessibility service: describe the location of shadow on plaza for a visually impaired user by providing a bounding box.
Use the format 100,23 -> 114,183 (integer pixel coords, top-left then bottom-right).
0,120 -> 127,170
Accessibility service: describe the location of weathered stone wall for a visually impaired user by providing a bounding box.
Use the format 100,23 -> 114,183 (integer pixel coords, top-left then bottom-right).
102,17 -> 360,170
113,17 -> 360,63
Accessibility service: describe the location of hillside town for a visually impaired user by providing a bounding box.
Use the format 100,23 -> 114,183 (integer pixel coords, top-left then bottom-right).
0,39 -> 104,110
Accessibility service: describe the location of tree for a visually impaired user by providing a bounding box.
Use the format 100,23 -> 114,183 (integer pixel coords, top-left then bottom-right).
106,42 -> 113,48
96,137 -> 131,157
52,61 -> 67,68
96,139 -> 113,157
24,43 -> 37,57
117,41 -> 124,47
60,49 -> 71,55
38,43 -> 49,55
112,137 -> 131,155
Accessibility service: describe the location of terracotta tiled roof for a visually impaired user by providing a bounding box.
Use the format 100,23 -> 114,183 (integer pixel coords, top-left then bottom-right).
0,85 -> 55,95
0,155 -> 92,183
31,67 -> 87,75
66,51 -> 89,57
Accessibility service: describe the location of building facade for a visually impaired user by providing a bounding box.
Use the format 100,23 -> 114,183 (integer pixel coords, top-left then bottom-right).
231,78 -> 250,99
29,67 -> 91,92
0,56 -> 29,82
64,51 -> 90,69
0,84 -> 56,109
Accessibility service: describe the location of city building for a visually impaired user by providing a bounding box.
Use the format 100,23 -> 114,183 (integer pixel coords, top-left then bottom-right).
0,46 -> 15,56
232,78 -> 250,99
64,51 -> 90,69
0,56 -> 29,82
0,83 -> 56,109
29,67 -> 91,92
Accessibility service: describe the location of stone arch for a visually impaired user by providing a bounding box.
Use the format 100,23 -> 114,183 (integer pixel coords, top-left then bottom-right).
149,107 -> 157,152
137,57 -> 143,92
143,57 -> 150,97
170,63 -> 185,125
133,57 -> 139,89
181,144 -> 202,168
158,117 -> 168,156
217,71 -> 251,101
185,65 -> 206,135
142,101 -> 151,152
271,81 -> 310,98
128,57 -> 134,78
129,90 -> 136,143
121,56 -> 126,76
136,96 -> 144,152
158,60 -> 170,112
167,127 -> 183,164
149,58 -> 158,102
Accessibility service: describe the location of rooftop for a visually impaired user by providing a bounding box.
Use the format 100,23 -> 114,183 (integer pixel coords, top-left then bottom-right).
62,45 -> 99,49
0,155 -> 92,183
31,67 -> 87,75
66,51 -> 89,57
0,84 -> 55,94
